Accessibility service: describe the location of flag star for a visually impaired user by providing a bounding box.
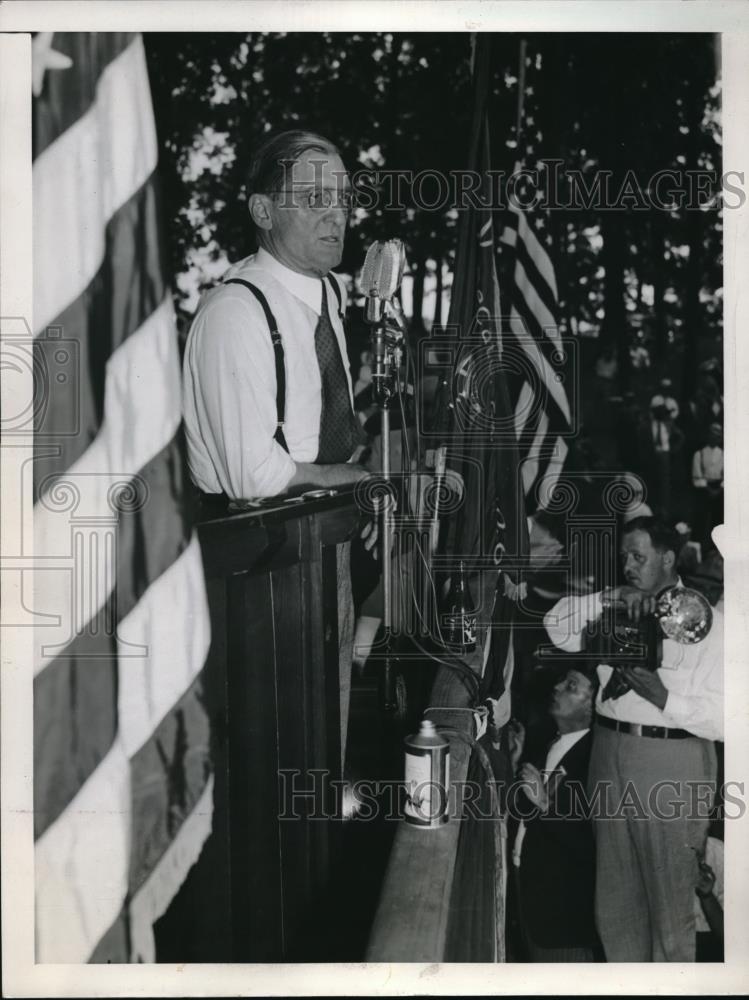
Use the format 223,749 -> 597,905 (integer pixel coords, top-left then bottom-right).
525,86 -> 534,97
526,144 -> 535,155
546,234 -> 554,247
535,217 -> 545,230
32,32 -> 73,97
526,115 -> 535,127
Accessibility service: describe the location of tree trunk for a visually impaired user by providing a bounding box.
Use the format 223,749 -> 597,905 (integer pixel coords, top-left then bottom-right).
681,69 -> 707,404
600,212 -> 630,392
410,256 -> 427,337
651,212 -> 668,372
433,257 -> 443,328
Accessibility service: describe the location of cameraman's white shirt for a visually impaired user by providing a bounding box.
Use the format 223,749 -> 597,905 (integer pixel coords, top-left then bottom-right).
543,589 -> 723,741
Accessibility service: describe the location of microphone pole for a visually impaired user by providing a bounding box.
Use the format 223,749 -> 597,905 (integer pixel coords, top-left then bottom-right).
361,239 -> 405,715
377,361 -> 395,712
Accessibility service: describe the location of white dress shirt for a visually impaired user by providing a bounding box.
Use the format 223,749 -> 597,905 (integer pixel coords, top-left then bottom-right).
512,728 -> 590,866
543,586 -> 723,741
183,248 -> 354,499
692,445 -> 724,487
651,418 -> 671,452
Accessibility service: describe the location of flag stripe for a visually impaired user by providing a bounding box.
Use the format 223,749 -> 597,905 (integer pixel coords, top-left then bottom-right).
33,35 -> 157,335
127,676 -> 212,898
33,629 -> 117,840
35,738 -> 131,963
513,379 -> 537,437
507,297 -> 566,378
88,912 -> 130,964
90,689 -> 214,963
498,60 -> 573,517
33,32 -> 136,158
521,410 -> 550,494
117,537 -> 210,759
34,174 -> 168,488
508,293 -> 561,365
33,299 -> 184,673
509,308 -> 571,422
523,434 -> 569,507
516,394 -> 545,460
503,227 -> 559,329
34,430 -> 194,838
502,208 -> 558,299
512,257 -> 559,343
127,776 -> 214,963
34,424 -> 192,660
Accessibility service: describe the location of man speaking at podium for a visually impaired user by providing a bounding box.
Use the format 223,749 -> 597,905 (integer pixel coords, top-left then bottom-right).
183,129 -> 368,501
183,130 -> 373,766
543,517 -> 723,962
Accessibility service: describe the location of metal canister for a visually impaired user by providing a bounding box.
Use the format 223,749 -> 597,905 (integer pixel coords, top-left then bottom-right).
404,719 -> 450,828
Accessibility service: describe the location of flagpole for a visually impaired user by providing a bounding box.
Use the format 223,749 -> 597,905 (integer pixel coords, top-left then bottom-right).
430,34 -> 491,558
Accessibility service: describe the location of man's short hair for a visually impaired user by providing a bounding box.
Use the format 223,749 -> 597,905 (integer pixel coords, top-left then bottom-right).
247,129 -> 341,197
570,663 -> 599,702
622,516 -> 681,557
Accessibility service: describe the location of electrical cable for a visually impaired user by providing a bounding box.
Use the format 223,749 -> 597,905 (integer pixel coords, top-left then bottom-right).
424,723 -> 503,820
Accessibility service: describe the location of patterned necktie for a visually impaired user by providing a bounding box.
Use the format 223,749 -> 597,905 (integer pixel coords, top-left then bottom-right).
314,281 -> 363,464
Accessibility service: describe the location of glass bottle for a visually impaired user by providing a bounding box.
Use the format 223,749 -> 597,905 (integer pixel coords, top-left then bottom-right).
441,560 -> 477,653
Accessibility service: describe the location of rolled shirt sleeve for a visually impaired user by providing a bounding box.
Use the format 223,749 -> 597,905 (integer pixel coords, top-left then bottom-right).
543,592 -> 604,652
183,291 -> 296,499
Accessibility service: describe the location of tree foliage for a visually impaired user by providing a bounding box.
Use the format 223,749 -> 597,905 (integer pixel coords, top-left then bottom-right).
145,31 -> 722,402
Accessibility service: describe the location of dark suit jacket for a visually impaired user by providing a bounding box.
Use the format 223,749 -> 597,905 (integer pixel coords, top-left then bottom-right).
517,731 -> 597,949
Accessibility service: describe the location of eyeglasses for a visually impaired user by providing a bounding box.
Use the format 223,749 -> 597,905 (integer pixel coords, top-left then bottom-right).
271,187 -> 354,212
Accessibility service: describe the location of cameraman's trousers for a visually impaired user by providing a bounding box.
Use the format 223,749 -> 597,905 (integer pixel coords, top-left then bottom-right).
587,723 -> 716,962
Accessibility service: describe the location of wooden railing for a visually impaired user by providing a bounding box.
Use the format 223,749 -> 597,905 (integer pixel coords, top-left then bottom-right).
366,654 -> 505,962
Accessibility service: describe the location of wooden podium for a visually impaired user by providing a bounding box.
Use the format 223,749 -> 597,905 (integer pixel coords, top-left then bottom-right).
156,491 -> 360,962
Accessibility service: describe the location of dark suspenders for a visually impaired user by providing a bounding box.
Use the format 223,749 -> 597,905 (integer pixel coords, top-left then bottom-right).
222,274 -> 344,455
327,272 -> 343,320
223,277 -> 289,452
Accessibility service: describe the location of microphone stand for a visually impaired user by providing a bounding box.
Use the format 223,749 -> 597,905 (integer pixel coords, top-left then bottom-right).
370,308 -> 402,716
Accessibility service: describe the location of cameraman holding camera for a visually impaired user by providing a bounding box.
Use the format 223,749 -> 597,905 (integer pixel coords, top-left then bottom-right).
543,517 -> 723,962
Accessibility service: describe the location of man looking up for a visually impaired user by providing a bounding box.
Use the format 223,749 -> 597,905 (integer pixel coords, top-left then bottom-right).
183,129 -> 367,500
510,665 -> 599,962
543,517 -> 723,962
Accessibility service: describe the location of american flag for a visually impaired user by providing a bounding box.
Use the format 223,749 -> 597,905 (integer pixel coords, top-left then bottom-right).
433,33 -> 529,709
499,44 -> 573,512
31,32 -> 212,962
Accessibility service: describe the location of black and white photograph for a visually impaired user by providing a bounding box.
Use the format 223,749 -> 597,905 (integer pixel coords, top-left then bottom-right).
1,2 -> 748,996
